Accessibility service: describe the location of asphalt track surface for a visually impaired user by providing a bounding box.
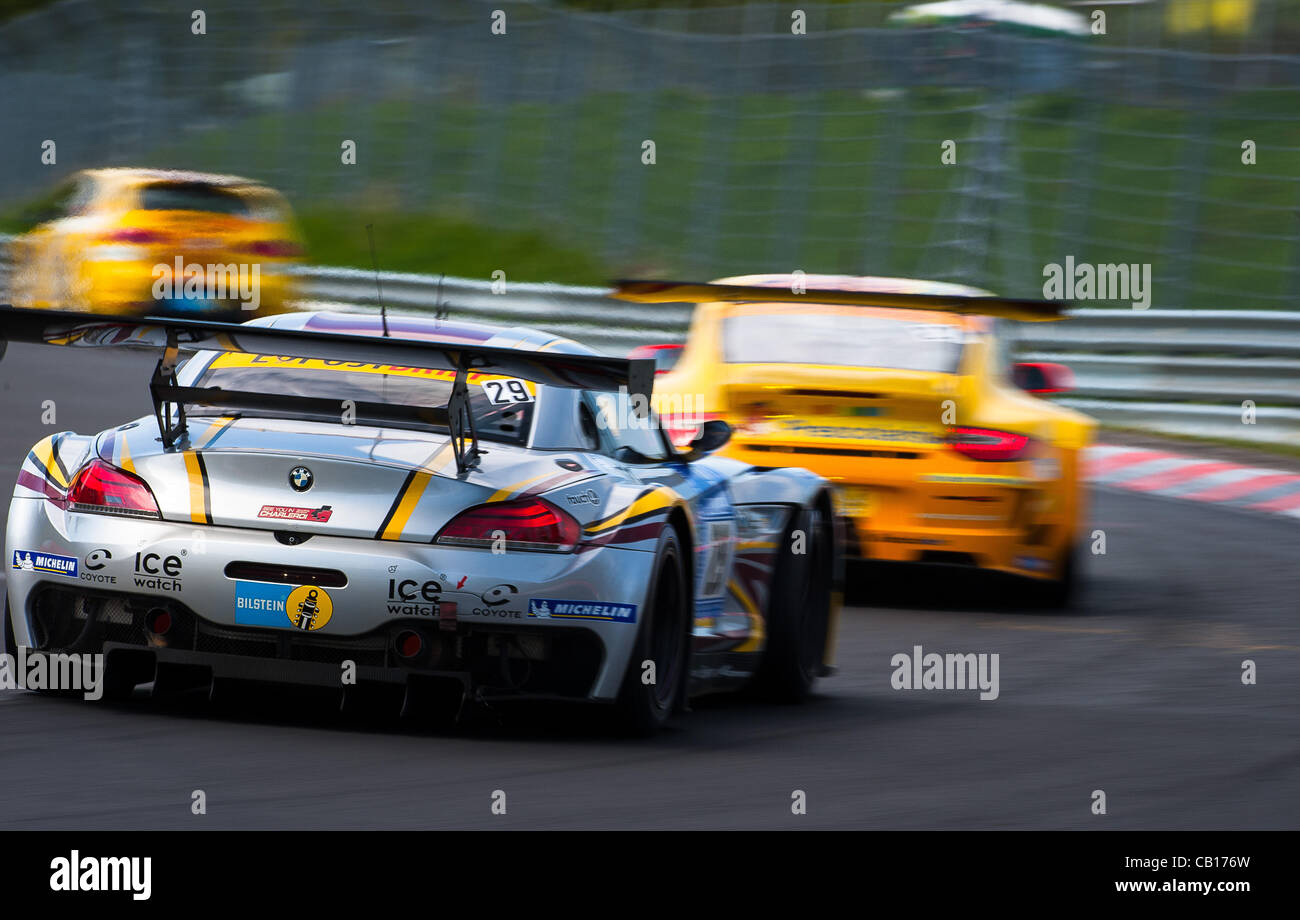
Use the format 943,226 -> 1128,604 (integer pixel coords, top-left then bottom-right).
0,343 -> 1297,829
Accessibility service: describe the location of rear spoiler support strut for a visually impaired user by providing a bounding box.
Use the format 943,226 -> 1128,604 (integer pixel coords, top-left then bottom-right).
447,355 -> 480,473
150,329 -> 188,450
147,328 -> 483,471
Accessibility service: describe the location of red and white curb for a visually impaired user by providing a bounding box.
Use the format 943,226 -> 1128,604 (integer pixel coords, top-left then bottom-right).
1086,445 -> 1300,519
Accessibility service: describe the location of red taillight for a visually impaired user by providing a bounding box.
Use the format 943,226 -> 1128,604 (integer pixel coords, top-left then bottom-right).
435,498 -> 581,553
243,239 -> 303,258
66,460 -> 161,518
947,427 -> 1029,462
664,422 -> 702,448
628,343 -> 683,376
395,630 -> 423,659
102,228 -> 162,244
146,609 -> 172,635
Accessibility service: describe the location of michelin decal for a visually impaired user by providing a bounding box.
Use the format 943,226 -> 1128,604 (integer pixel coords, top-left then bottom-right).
527,598 -> 637,623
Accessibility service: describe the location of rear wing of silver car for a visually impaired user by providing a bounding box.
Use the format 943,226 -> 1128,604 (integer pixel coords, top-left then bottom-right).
611,279 -> 1068,323
0,306 -> 655,474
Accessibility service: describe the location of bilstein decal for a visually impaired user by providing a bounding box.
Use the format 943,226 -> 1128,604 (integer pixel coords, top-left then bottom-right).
235,582 -> 334,631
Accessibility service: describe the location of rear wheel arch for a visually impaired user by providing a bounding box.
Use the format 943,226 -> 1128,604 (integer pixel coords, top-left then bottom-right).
665,505 -> 694,601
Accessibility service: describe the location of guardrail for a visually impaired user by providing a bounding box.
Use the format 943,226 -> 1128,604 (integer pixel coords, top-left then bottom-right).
294,267 -> 1300,448
295,266 -> 684,354
1,238 -> 1295,448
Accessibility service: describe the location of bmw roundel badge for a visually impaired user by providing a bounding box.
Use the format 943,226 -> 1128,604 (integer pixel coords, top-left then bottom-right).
289,466 -> 314,492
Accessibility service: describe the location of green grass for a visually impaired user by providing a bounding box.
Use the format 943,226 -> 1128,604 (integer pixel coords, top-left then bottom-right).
7,85 -> 1300,300
295,209 -> 608,284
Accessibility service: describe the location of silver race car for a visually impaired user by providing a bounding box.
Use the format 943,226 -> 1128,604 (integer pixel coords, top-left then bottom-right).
1,306 -> 839,732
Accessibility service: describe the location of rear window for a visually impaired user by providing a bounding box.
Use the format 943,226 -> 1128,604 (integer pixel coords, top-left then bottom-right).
139,183 -> 251,216
723,312 -> 967,373
190,355 -> 535,445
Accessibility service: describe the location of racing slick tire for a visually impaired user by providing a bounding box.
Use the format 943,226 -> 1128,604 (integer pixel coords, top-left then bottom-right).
614,526 -> 689,735
3,599 -> 14,658
3,599 -> 137,700
753,501 -> 834,703
1036,540 -> 1080,610
2,598 -> 72,697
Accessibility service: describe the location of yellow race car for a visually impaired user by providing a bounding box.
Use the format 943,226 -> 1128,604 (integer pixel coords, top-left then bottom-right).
619,274 -> 1097,605
8,168 -> 303,318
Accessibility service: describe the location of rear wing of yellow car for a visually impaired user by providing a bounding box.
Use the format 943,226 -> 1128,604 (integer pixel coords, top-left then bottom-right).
611,280 -> 1068,323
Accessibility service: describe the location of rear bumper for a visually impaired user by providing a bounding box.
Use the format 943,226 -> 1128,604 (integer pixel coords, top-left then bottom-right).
6,497 -> 654,701
17,579 -> 609,703
724,442 -> 1080,580
49,588 -> 604,701
849,519 -> 1059,579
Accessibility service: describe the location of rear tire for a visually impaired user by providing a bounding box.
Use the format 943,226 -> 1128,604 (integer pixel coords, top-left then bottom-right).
3,598 -> 74,697
1036,540 -> 1079,609
3,599 -> 15,656
614,527 -> 689,735
753,502 -> 834,702
5,598 -> 136,700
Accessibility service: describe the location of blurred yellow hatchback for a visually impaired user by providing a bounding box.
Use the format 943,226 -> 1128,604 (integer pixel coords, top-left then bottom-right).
622,274 -> 1097,606
8,168 -> 303,319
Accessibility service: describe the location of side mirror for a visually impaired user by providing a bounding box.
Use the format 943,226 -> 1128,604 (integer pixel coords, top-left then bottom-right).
679,419 -> 731,462
628,343 -> 684,376
1012,361 -> 1074,395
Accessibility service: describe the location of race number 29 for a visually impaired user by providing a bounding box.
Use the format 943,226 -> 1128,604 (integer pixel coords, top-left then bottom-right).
482,378 -> 533,405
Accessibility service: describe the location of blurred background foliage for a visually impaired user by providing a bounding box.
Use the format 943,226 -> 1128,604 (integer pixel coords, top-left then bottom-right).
1,0 -> 1297,302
